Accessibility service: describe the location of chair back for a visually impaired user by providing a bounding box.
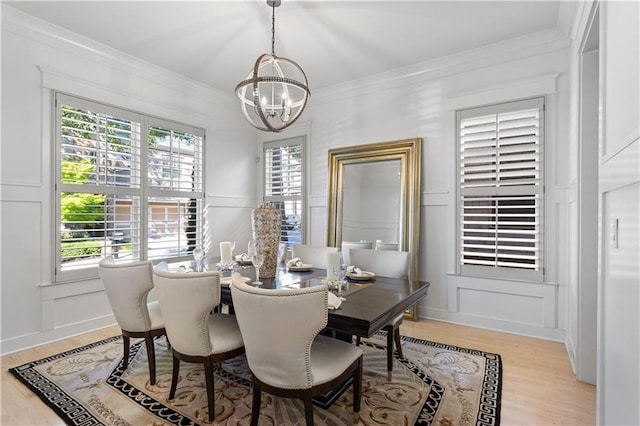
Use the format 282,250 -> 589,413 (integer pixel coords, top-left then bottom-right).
152,268 -> 222,357
349,248 -> 411,279
341,241 -> 373,265
230,273 -> 328,389
98,257 -> 155,332
291,244 -> 339,269
375,242 -> 399,251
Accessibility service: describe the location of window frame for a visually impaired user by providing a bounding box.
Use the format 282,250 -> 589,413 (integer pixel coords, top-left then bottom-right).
54,93 -> 205,282
262,136 -> 306,249
456,96 -> 545,282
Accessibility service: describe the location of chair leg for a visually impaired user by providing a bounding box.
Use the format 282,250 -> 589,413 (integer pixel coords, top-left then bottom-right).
303,390 -> 314,426
122,335 -> 130,370
169,353 -> 180,400
353,356 -> 363,413
250,376 -> 262,426
394,327 -> 404,359
204,359 -> 215,422
144,333 -> 156,385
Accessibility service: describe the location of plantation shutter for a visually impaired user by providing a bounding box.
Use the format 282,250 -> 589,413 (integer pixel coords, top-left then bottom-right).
55,93 -> 205,282
264,137 -> 304,249
146,119 -> 204,260
458,97 -> 544,281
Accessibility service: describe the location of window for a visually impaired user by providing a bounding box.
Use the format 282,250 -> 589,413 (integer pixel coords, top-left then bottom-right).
55,93 -> 204,282
457,97 -> 544,281
263,137 -> 304,249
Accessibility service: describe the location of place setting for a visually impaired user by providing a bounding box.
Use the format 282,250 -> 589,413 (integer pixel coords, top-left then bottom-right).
286,257 -> 314,272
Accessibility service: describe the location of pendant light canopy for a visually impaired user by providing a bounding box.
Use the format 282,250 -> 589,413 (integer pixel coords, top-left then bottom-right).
235,0 -> 310,132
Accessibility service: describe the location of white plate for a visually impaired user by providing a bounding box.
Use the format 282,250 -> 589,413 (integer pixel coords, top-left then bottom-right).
347,271 -> 375,281
235,257 -> 253,265
220,276 -> 251,286
288,263 -> 314,272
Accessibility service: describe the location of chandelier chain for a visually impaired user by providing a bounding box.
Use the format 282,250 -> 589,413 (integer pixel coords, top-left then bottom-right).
271,2 -> 275,56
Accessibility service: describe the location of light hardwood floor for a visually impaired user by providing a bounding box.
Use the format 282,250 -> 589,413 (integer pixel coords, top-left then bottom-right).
1,320 -> 596,425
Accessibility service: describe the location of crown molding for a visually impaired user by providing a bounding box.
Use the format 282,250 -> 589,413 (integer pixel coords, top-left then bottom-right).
312,28 -> 570,105
2,4 -> 238,109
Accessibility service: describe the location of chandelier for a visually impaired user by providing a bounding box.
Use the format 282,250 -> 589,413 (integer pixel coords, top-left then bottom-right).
235,0 -> 310,132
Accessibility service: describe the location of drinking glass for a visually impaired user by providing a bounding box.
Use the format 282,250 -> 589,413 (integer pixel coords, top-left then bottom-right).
333,263 -> 347,295
252,251 -> 264,286
193,248 -> 205,272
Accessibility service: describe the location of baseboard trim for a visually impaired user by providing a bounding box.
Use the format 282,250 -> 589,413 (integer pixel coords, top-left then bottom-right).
419,306 -> 566,342
1,315 -> 117,355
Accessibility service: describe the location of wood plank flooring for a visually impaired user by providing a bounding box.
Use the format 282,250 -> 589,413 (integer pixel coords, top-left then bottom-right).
1,320 -> 596,425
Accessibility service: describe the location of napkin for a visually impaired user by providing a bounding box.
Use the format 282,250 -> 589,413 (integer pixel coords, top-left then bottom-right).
235,253 -> 251,261
327,292 -> 342,310
287,257 -> 303,268
347,266 -> 362,275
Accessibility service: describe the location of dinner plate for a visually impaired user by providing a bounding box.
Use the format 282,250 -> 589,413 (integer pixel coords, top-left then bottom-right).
347,271 -> 375,281
220,276 -> 251,286
235,257 -> 253,266
288,263 -> 314,272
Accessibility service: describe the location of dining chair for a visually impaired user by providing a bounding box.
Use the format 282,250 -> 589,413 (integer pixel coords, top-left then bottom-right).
230,272 -> 363,426
98,256 -> 166,385
152,267 -> 245,422
340,240 -> 373,265
291,244 -> 339,269
375,241 -> 399,251
348,248 -> 411,378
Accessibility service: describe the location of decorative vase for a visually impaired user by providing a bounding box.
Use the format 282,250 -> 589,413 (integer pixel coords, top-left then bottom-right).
251,203 -> 281,278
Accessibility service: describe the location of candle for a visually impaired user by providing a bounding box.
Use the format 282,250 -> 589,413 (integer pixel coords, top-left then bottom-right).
220,241 -> 232,264
327,252 -> 341,280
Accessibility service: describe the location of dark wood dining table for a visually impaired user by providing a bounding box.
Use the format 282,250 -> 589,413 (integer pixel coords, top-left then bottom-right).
202,259 -> 430,339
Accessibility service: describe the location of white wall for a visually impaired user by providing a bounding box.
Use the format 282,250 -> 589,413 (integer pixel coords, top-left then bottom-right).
304,29 -> 573,340
597,1 -> 640,423
0,6 -> 256,353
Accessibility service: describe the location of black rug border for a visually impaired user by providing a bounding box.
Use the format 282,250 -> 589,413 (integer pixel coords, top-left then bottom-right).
8,333 -> 502,426
8,336 -> 121,426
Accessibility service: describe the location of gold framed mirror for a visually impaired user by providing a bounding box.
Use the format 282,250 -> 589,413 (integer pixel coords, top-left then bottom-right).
327,138 -> 422,320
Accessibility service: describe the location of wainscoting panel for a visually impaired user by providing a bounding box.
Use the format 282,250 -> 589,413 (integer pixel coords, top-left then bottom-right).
443,274 -> 560,339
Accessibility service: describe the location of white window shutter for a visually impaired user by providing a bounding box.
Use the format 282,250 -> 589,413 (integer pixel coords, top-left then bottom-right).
458,98 -> 544,280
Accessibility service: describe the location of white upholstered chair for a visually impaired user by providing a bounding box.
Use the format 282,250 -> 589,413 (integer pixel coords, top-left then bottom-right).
291,244 -> 339,269
375,241 -> 399,251
98,256 -> 166,385
348,248 -> 411,377
340,240 -> 373,265
230,272 -> 363,426
152,267 -> 244,422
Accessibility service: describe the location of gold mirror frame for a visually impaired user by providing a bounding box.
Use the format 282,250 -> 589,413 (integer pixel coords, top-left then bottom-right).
327,138 -> 422,320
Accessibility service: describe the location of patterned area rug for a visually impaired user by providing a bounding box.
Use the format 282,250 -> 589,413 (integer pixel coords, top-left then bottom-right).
9,333 -> 501,425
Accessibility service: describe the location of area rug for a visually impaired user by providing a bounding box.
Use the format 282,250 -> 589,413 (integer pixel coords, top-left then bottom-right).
9,333 -> 501,425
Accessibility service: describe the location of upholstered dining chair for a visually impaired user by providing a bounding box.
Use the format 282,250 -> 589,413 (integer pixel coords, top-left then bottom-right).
348,248 -> 411,378
230,272 -> 363,426
375,241 -> 399,251
291,244 -> 339,269
152,267 -> 245,422
98,256 -> 166,385
340,240 -> 373,265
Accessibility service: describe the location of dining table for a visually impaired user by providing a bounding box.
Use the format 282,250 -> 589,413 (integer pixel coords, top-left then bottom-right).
170,256 -> 430,407
189,257 -> 430,340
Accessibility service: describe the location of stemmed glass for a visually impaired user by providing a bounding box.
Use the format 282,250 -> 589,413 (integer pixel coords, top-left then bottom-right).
333,262 -> 347,296
193,248 -> 205,272
252,251 -> 264,287
230,241 -> 236,259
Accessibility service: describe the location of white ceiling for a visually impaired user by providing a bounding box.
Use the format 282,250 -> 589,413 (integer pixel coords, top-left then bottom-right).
5,1 -> 571,96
